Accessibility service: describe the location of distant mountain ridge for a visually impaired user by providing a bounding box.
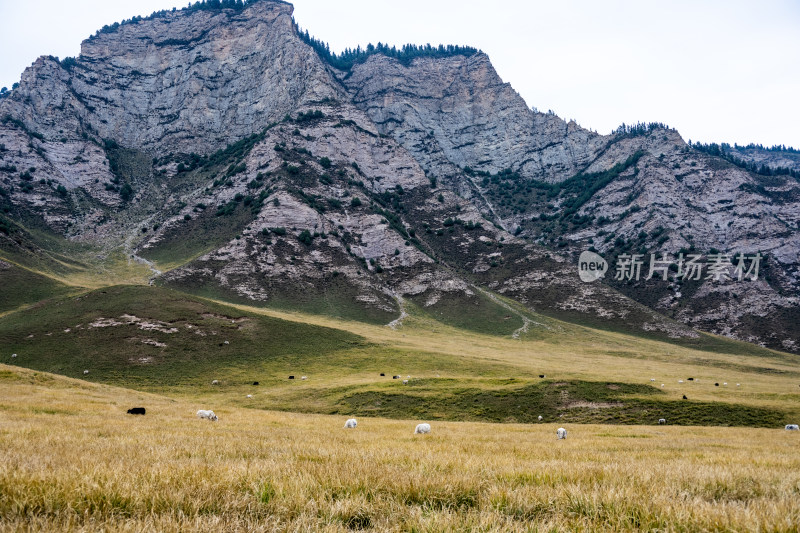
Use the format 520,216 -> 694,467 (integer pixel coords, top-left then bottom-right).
0,0 -> 797,353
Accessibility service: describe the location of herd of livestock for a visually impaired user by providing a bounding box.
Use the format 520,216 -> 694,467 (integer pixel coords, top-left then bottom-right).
6,353 -> 800,433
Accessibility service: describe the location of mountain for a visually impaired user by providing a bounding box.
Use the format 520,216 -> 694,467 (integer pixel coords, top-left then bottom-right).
0,0 -> 797,353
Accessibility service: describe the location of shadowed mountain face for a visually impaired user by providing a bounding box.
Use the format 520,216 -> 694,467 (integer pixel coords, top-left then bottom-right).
0,0 -> 797,352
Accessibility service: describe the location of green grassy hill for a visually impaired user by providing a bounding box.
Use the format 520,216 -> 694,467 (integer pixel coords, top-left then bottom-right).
2,282 -> 798,427
0,260 -> 75,313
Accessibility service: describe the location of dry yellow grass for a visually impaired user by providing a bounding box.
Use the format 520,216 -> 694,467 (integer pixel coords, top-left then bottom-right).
51,253 -> 154,290
2,365 -> 799,532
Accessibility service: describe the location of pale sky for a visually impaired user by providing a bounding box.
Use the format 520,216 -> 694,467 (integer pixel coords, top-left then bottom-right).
1,0 -> 798,148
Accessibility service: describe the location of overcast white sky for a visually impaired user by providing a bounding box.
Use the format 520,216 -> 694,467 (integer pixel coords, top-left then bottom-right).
1,0 -> 798,147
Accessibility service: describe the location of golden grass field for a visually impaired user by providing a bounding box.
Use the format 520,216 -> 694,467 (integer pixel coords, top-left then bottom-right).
2,264 -> 800,531
2,364 -> 800,532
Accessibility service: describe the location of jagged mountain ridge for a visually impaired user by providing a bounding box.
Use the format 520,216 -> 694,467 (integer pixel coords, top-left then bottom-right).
0,0 -> 797,352
336,41 -> 800,353
8,1 -> 339,153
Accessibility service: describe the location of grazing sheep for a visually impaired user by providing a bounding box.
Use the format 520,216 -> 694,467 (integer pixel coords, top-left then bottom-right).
403,380 -> 409,384
127,407 -> 146,415
223,340 -> 229,345
786,424 -> 799,431
344,418 -> 357,429
650,378 -> 655,382
661,384 -> 665,387
538,415 -> 543,421
414,423 -> 431,434
301,376 -> 308,381
83,370 -> 89,375
11,353 -> 17,358
246,394 -> 252,399
736,383 -> 740,387
393,375 -> 400,379
211,380 -> 219,385
556,428 -> 567,439
658,418 -> 666,425
196,410 -> 218,421
723,382 -> 728,386
678,380 -> 683,383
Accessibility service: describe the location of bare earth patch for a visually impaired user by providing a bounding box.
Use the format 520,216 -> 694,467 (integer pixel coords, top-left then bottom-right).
88,315 -> 178,334
563,401 -> 624,409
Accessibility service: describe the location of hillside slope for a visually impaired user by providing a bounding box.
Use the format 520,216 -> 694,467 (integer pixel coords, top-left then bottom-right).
2,284 -> 798,427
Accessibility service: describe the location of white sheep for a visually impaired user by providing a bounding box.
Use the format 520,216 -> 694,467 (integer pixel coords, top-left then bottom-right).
211,380 -> 219,385
658,418 -> 666,425
786,424 -> 799,431
83,370 -> 89,375
414,423 -> 431,434
344,418 -> 357,429
11,353 -> 17,358
301,376 -> 308,380
557,427 -> 567,439
650,378 -> 655,382
246,394 -> 253,399
538,415 -> 543,421
403,380 -> 409,384
196,410 -> 218,421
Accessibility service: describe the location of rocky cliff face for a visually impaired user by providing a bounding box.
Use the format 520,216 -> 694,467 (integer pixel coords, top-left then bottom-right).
340,49 -> 800,352
344,53 -> 606,185
0,0 -> 796,353
551,130 -> 800,352
5,1 -> 339,154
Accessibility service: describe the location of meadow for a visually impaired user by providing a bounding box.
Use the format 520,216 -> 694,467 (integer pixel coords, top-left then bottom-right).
1,365 -> 799,532
2,285 -> 800,428
2,275 -> 800,531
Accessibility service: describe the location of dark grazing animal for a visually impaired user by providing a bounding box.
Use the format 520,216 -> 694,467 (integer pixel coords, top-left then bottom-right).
127,407 -> 146,415
289,376 -> 295,380
252,381 -> 259,386
682,395 -> 688,400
